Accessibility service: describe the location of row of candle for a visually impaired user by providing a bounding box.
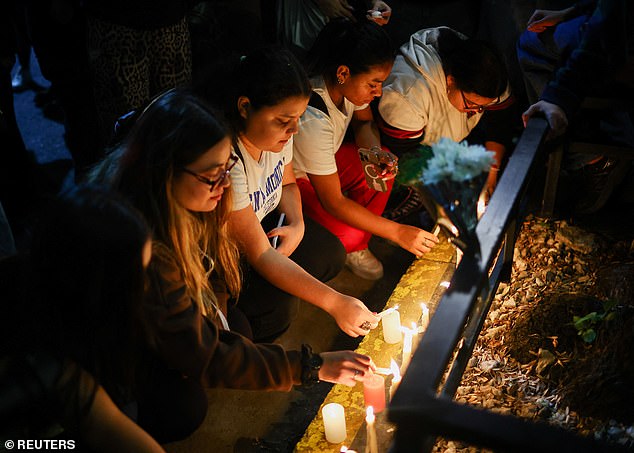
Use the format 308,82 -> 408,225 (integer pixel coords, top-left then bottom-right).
322,300 -> 451,447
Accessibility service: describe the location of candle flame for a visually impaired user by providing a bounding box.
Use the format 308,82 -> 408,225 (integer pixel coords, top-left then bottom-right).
477,192 -> 487,219
390,359 -> 401,379
378,304 -> 400,319
366,406 -> 375,423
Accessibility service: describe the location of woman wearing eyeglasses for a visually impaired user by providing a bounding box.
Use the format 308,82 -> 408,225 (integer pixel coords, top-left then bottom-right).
377,27 -> 514,200
91,89 -> 375,441
195,47 -> 379,342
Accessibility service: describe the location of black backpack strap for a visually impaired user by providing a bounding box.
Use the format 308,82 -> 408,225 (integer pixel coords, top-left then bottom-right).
308,91 -> 329,117
231,137 -> 247,177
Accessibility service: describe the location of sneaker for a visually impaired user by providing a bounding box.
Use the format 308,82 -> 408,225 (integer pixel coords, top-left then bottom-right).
575,157 -> 629,214
345,249 -> 384,280
383,185 -> 426,221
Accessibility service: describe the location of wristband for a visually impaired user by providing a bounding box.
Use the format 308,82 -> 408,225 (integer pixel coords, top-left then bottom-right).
301,344 -> 323,387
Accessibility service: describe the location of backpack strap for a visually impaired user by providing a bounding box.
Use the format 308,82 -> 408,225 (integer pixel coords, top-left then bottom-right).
308,91 -> 329,117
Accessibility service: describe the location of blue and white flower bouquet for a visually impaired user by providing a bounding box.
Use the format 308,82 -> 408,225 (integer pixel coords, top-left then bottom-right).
396,138 -> 494,254
423,138 -> 495,253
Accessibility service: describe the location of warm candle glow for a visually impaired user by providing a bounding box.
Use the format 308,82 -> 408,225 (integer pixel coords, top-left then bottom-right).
377,304 -> 399,319
365,406 -> 378,453
440,281 -> 450,289
400,326 -> 413,372
477,191 -> 487,219
411,321 -> 419,351
389,359 -> 401,400
365,406 -> 375,424
455,248 -> 464,267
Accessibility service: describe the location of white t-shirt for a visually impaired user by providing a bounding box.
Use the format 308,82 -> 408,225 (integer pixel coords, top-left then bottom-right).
293,76 -> 367,178
230,137 -> 293,222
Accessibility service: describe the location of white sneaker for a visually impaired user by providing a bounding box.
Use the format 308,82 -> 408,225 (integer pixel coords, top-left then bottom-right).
345,249 -> 384,280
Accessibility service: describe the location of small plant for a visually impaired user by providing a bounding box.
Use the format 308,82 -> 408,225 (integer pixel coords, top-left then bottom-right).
572,299 -> 618,343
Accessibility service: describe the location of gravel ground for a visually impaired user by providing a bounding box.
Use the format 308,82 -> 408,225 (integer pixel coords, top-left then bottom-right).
433,213 -> 634,452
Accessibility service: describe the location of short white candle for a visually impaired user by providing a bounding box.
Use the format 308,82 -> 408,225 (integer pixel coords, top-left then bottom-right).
420,303 -> 430,332
411,321 -> 420,351
382,308 -> 401,344
322,403 -> 347,443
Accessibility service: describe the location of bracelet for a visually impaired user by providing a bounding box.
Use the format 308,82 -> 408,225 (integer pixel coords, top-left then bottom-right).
300,344 -> 323,387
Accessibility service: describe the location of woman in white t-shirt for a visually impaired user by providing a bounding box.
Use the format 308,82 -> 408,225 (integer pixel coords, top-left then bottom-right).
293,19 -> 439,281
196,47 -> 379,342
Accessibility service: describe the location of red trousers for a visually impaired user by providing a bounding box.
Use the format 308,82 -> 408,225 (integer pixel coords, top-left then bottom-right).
297,143 -> 393,253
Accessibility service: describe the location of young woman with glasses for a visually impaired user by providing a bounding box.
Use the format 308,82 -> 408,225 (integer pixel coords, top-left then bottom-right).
90,89 -> 375,442
195,47 -> 379,342
376,27 -> 514,199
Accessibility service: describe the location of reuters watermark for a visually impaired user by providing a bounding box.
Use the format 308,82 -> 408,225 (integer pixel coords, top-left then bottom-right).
3,439 -> 76,450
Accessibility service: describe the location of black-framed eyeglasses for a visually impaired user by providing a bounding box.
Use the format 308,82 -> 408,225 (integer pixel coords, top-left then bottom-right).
460,90 -> 500,113
180,154 -> 239,191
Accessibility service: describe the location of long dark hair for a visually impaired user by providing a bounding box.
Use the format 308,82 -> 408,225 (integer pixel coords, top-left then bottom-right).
437,28 -> 508,98
306,18 -> 394,82
195,46 -> 311,135
93,88 -> 242,312
26,184 -> 150,403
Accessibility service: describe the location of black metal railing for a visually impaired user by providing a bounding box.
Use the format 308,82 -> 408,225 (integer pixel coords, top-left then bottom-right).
387,118 -> 623,452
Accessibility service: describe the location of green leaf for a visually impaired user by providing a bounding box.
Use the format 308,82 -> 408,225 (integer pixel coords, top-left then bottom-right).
581,329 -> 597,343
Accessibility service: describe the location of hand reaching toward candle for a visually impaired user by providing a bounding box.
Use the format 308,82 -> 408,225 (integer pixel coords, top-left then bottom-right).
319,351 -> 375,387
326,295 -> 380,337
392,225 -> 439,257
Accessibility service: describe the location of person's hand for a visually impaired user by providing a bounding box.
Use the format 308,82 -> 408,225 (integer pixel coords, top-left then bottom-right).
366,0 -> 391,25
526,8 -> 571,33
392,224 -> 439,257
267,221 -> 304,257
315,0 -> 355,20
522,100 -> 568,139
327,294 -> 380,337
485,167 -> 498,200
318,351 -> 376,386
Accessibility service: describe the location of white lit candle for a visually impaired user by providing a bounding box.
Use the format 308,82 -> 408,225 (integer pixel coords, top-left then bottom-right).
411,321 -> 419,351
420,303 -> 430,332
322,403 -> 347,443
381,307 -> 401,344
389,359 -> 401,400
455,248 -> 463,268
400,326 -> 412,372
477,191 -> 487,219
365,406 -> 378,453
